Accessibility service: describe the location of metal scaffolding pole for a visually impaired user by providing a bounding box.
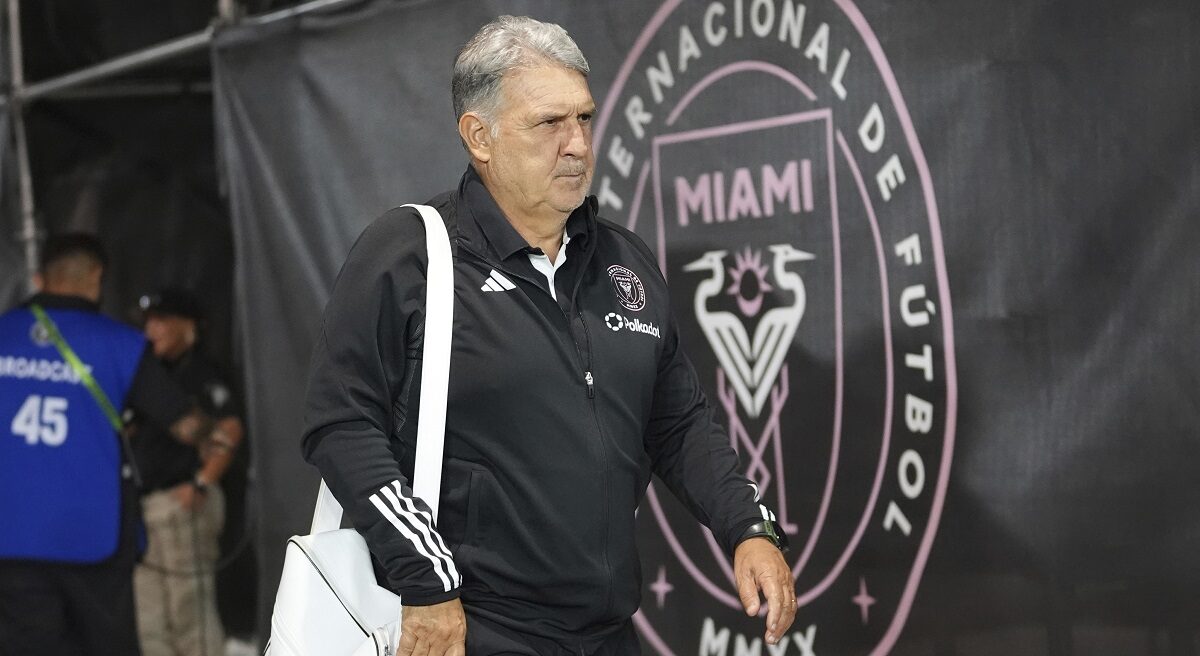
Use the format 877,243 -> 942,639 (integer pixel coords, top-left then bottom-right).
218,0 -> 238,22
6,0 -> 38,292
19,28 -> 215,103
240,0 -> 359,26
2,0 -> 360,290
15,0 -> 358,105
31,80 -> 214,101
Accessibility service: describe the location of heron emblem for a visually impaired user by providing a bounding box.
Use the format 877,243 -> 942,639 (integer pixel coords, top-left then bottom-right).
683,244 -> 814,418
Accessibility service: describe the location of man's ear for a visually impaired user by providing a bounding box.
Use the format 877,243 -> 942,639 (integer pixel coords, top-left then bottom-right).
32,272 -> 44,292
459,112 -> 492,163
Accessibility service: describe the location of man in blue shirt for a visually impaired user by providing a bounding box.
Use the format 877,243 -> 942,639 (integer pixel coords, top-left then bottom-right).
0,234 -> 239,655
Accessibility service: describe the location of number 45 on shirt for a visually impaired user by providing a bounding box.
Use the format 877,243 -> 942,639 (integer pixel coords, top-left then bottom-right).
11,395 -> 69,446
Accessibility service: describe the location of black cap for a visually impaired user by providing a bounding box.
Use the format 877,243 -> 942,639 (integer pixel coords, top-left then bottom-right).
138,288 -> 202,321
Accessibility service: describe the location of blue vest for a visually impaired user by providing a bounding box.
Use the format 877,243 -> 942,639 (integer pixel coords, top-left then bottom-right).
0,305 -> 145,563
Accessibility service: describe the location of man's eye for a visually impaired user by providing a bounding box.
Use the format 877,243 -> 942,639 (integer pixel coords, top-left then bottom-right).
579,114 -> 593,123
542,118 -> 558,126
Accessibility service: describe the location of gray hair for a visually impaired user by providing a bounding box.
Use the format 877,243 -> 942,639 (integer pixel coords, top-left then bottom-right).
452,16 -> 590,126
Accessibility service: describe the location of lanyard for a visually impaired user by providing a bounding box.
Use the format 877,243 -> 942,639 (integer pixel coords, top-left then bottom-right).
30,304 -> 141,486
30,304 -> 124,432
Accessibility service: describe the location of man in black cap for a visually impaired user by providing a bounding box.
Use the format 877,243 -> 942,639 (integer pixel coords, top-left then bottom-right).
0,235 -> 236,655
131,288 -> 244,656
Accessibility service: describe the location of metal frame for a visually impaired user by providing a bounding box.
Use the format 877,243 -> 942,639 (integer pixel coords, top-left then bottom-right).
3,0 -> 359,290
6,0 -> 37,291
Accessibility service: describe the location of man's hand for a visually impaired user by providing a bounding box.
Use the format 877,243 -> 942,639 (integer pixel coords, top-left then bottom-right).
734,537 -> 796,646
170,481 -> 206,512
397,598 -> 466,656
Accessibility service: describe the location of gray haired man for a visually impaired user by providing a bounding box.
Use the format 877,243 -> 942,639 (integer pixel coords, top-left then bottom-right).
303,16 -> 797,655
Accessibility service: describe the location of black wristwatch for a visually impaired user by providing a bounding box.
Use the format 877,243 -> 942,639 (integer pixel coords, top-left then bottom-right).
191,475 -> 210,495
738,519 -> 789,553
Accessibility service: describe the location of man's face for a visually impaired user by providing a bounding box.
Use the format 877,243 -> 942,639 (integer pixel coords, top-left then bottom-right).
486,65 -> 595,219
144,314 -> 195,361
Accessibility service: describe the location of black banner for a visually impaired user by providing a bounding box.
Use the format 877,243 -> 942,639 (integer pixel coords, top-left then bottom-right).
596,3 -> 953,652
213,1 -> 1200,652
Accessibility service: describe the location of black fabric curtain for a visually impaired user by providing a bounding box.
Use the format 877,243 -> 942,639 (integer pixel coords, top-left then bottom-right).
213,1 -> 1200,652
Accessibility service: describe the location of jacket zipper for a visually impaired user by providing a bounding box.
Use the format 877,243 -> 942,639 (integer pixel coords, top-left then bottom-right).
457,239 -> 615,616
458,242 -> 598,395
563,305 -> 612,619
576,304 -> 614,617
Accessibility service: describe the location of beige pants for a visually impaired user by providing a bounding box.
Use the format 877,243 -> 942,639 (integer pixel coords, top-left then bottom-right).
134,486 -> 226,656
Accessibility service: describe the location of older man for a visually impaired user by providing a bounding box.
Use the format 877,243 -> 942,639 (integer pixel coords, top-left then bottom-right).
303,15 -> 796,656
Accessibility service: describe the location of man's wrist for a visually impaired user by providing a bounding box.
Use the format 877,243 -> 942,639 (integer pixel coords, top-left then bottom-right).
191,474 -> 211,494
737,519 -> 789,553
396,587 -> 461,607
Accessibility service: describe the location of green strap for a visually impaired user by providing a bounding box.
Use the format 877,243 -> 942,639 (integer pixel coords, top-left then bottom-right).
30,304 -> 124,433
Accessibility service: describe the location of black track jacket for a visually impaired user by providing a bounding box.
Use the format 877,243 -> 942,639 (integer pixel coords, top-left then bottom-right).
303,166 -> 765,644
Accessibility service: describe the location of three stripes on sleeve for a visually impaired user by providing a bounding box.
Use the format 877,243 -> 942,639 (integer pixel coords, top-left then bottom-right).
368,480 -> 461,592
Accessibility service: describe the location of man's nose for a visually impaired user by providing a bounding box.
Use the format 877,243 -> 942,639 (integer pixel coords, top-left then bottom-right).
561,119 -> 590,158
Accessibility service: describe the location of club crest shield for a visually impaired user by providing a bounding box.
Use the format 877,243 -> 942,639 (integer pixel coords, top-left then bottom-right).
608,264 -> 647,311
592,1 -> 958,653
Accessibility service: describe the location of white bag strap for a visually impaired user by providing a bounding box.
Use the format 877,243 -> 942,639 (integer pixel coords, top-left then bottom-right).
310,203 -> 454,534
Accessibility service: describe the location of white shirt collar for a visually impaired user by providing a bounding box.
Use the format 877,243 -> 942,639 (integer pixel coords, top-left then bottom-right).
527,232 -> 570,301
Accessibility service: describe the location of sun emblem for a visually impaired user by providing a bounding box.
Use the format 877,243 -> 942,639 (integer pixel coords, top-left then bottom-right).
725,247 -> 773,317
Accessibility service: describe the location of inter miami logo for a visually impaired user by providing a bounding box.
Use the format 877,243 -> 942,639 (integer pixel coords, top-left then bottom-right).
608,264 -> 648,311
685,244 -> 813,419
593,1 -> 958,653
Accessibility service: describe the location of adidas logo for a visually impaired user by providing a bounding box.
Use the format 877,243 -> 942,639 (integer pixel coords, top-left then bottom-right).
480,270 -> 516,293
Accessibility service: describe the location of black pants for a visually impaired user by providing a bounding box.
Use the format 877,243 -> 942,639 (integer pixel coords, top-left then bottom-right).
466,612 -> 641,656
0,557 -> 140,656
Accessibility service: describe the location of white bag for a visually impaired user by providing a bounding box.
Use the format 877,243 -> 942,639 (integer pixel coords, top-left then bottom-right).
265,204 -> 455,656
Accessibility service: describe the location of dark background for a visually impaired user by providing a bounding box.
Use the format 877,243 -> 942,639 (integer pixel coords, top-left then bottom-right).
0,0 -> 292,640
3,0 -> 1198,653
